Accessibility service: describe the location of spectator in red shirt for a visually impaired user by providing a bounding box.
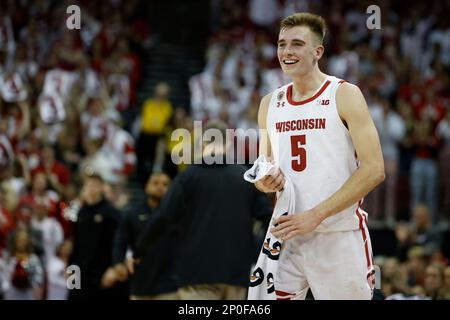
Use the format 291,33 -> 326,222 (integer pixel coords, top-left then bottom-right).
18,172 -> 59,222
31,145 -> 71,195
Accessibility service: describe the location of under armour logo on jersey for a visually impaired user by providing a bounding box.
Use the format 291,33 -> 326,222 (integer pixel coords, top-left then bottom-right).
317,99 -> 330,106
277,91 -> 285,108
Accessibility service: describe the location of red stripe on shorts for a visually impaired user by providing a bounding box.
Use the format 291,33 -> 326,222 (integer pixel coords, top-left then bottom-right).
355,201 -> 372,270
275,290 -> 295,300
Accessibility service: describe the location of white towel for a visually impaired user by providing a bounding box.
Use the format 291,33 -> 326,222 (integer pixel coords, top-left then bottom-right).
244,155 -> 296,300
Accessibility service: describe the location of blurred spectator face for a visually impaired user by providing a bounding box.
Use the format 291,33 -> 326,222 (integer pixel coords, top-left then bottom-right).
42,146 -> 55,165
444,267 -> 450,289
395,222 -> 412,243
424,265 -> 443,294
33,70 -> 46,92
58,127 -> 78,149
382,283 -> 394,297
85,139 -> 102,155
381,100 -> 391,114
13,230 -> 31,254
0,185 -> 7,207
117,38 -> 129,55
16,205 -> 33,228
413,205 -> 431,230
154,83 -> 170,100
277,26 -> 323,78
410,285 -> 426,297
173,108 -> 186,128
103,182 -> 114,202
145,173 -> 170,199
33,203 -> 48,221
0,120 -> 7,134
83,176 -> 104,200
407,247 -> 427,274
8,103 -> 21,117
63,183 -> 78,202
383,258 -> 399,280
415,121 -> 432,142
0,164 -> 11,182
61,31 -> 75,48
246,104 -> 258,121
212,79 -> 222,96
183,116 -> 194,131
57,240 -> 73,260
32,173 -> 48,194
88,97 -> 104,116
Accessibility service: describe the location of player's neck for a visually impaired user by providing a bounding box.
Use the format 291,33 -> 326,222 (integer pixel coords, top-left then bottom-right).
291,69 -> 327,98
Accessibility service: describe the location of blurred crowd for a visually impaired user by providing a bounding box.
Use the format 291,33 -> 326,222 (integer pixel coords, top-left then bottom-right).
0,0 -> 151,299
0,0 -> 449,300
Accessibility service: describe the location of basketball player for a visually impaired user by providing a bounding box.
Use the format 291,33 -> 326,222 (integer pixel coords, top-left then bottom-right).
254,13 -> 385,300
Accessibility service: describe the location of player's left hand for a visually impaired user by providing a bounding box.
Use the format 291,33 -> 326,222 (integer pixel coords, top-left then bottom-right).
271,210 -> 323,240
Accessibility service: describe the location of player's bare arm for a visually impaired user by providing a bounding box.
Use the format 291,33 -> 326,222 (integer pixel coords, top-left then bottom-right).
255,93 -> 286,193
272,82 -> 385,239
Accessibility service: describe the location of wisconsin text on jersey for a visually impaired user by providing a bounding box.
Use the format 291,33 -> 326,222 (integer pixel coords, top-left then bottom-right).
275,118 -> 326,133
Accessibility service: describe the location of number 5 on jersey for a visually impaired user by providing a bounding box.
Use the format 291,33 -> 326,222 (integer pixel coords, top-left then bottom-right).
291,135 -> 306,172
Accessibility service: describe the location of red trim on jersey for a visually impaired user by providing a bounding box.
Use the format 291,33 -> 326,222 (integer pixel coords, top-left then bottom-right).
338,80 -> 347,84
355,201 -> 373,270
355,199 -> 364,230
286,80 -> 331,106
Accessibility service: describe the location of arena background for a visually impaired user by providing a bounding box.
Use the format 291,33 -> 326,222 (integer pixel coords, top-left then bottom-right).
0,0 -> 449,300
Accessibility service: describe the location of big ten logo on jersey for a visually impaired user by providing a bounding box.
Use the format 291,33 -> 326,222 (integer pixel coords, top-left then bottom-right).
317,99 -> 330,106
276,91 -> 285,108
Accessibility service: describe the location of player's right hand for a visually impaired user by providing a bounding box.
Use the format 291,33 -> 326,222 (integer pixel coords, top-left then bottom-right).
114,263 -> 129,282
100,267 -> 117,288
255,168 -> 285,193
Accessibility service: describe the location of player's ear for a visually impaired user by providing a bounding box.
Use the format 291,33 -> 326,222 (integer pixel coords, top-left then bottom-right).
315,45 -> 324,60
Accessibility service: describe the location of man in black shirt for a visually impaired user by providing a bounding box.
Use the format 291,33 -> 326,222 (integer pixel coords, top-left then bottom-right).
68,169 -> 128,300
112,172 -> 179,299
136,120 -> 273,299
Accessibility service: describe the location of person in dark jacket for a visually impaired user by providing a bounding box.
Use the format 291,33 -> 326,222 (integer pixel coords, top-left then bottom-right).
135,120 -> 273,300
67,169 -> 128,300
112,171 -> 179,299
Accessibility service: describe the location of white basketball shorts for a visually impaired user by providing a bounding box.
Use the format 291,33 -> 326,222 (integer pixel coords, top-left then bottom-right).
274,225 -> 375,300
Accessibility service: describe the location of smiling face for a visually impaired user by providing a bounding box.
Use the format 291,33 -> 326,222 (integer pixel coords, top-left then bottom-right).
277,26 -> 324,78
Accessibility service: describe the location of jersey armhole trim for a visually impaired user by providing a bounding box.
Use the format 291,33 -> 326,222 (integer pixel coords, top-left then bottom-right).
335,79 -> 350,132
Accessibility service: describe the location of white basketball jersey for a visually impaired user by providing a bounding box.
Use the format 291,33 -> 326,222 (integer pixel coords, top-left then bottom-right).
266,75 -> 367,232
